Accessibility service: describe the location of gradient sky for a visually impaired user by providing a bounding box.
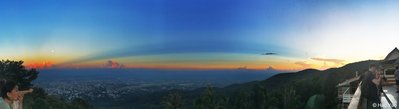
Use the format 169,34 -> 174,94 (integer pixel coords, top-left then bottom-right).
1,0 -> 399,70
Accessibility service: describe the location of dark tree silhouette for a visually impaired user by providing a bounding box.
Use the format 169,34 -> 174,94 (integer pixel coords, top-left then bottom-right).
162,92 -> 183,109
0,60 -> 38,90
194,84 -> 227,109
69,98 -> 93,109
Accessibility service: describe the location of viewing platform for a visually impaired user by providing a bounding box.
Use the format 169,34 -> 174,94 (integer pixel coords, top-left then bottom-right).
348,84 -> 398,109
344,48 -> 399,109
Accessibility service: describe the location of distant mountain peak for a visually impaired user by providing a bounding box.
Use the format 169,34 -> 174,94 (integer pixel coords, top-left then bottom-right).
265,66 -> 282,73
265,66 -> 275,70
237,66 -> 248,70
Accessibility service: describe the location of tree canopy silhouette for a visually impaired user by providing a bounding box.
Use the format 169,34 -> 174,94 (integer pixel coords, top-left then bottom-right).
0,60 -> 38,90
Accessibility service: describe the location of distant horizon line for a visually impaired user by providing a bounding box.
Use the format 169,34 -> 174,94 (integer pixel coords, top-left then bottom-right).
29,66 -> 301,72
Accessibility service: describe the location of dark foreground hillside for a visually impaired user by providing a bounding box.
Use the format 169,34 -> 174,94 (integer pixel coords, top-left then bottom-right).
146,60 -> 378,109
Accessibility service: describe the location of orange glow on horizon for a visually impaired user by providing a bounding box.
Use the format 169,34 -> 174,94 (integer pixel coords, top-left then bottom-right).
41,62 -> 326,71
25,61 -> 54,69
16,53 -> 348,71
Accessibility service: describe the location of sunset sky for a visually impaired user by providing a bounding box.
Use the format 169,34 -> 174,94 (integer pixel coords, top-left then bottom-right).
1,0 -> 399,70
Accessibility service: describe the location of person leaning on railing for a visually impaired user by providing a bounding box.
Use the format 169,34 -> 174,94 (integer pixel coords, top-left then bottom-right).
360,64 -> 382,109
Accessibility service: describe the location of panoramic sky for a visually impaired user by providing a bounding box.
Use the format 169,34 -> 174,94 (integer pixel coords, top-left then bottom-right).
1,0 -> 399,70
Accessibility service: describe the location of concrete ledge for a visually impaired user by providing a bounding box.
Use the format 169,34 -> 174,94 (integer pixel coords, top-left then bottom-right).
348,82 -> 362,109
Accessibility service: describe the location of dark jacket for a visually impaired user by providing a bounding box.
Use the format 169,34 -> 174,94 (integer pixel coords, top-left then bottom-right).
361,71 -> 381,103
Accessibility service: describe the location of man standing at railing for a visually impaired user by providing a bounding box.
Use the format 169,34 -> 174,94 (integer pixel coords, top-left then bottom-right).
361,64 -> 382,109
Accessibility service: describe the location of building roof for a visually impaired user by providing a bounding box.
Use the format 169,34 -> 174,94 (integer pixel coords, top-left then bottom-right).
384,47 -> 399,61
382,48 -> 399,67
